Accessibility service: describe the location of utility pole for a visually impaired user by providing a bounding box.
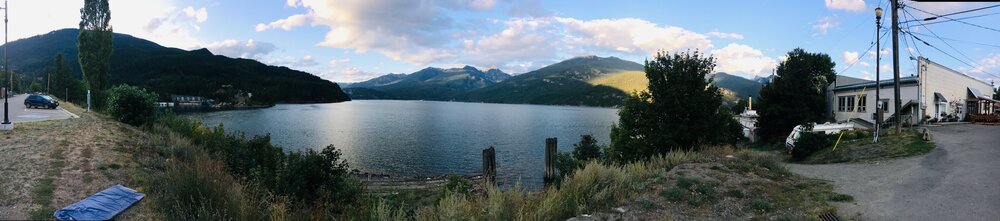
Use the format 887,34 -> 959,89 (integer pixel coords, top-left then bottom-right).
875,7 -> 883,142
47,72 -> 50,94
891,0 -> 902,134
1,0 -> 11,131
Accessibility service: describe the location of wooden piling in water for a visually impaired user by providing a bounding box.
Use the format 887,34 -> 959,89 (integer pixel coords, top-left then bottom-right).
544,137 -> 557,185
482,146 -> 496,185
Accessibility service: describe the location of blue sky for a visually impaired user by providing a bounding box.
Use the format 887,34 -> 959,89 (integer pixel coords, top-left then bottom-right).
13,0 -> 1000,84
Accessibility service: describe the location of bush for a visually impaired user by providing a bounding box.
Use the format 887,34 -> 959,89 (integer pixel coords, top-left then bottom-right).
107,84 -> 158,126
792,132 -> 837,161
572,134 -> 603,162
277,144 -> 359,205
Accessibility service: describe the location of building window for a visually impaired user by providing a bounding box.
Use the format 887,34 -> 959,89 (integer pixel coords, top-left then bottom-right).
857,95 -> 867,112
838,96 -> 846,112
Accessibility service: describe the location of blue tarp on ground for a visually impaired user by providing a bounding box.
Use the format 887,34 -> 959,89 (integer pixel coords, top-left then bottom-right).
54,184 -> 144,220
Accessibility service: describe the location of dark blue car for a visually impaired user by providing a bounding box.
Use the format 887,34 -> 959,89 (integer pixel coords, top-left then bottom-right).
25,94 -> 59,109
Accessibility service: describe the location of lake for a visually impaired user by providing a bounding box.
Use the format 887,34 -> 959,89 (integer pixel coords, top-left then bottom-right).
185,100 -> 619,188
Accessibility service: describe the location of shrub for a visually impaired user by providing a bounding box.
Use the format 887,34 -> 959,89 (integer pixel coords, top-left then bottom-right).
661,187 -> 686,202
572,134 -> 603,162
277,145 -> 359,205
751,199 -> 774,212
107,84 -> 158,126
792,132 -> 837,161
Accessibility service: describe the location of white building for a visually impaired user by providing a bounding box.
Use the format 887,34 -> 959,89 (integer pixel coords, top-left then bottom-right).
828,57 -> 997,127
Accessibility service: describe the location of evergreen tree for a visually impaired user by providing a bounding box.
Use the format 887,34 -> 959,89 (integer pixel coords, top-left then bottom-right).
608,51 -> 742,162
756,48 -> 836,142
53,53 -> 67,97
78,0 -> 113,106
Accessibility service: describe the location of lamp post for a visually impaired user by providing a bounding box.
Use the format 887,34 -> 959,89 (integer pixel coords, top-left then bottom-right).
874,7 -> 882,141
1,0 -> 11,131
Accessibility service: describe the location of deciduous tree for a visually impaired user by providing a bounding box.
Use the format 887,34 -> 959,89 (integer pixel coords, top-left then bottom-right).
608,51 -> 741,162
78,0 -> 113,106
756,48 -> 836,142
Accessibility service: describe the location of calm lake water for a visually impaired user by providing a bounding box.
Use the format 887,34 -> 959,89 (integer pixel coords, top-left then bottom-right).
185,100 -> 619,188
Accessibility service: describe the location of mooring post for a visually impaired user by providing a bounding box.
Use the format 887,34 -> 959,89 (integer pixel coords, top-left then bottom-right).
544,137 -> 557,185
482,146 -> 496,185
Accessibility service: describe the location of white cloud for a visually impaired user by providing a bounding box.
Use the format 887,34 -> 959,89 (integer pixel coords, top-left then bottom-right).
136,5 -> 211,49
843,51 -> 860,65
255,14 -> 310,32
329,59 -> 351,68
710,43 -> 778,77
825,0 -> 866,12
203,39 -> 277,59
813,16 -> 840,36
707,32 -> 744,40
860,70 -> 872,80
555,17 -> 713,55
183,7 -> 208,23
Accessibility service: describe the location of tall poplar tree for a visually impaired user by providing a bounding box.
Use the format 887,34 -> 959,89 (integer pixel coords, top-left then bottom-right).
78,0 -> 113,106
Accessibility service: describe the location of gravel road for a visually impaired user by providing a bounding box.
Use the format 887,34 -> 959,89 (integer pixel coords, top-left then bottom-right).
787,124 -> 1000,221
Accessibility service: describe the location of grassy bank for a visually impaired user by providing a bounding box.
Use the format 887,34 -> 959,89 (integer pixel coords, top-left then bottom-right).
798,129 -> 935,164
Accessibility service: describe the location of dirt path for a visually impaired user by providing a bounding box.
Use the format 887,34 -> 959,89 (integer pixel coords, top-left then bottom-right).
787,124 -> 1000,221
0,102 -> 155,220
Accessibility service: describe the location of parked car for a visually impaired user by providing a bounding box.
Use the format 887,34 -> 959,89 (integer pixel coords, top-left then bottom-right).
25,94 -> 59,109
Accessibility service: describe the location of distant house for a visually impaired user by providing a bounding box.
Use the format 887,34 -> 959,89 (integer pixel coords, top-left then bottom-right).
171,95 -> 212,108
828,56 -> 997,127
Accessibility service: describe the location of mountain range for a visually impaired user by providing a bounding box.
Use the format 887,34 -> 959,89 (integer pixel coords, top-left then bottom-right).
3,29 -> 350,104
347,55 -> 763,107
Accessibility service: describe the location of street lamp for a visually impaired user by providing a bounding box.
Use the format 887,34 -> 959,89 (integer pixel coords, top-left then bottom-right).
1,0 -> 10,131
874,6 -> 882,142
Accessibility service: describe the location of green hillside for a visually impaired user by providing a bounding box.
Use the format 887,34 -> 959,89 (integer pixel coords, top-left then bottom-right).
4,29 -> 349,104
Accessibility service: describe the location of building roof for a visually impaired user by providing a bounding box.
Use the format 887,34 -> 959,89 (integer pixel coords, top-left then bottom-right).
833,75 -> 871,88
934,92 -> 947,102
833,76 -> 919,92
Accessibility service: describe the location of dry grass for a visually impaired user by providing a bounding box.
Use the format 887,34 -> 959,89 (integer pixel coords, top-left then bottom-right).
0,102 -> 158,220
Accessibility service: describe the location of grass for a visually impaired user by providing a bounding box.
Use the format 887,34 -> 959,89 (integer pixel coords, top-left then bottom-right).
588,70 -> 648,94
798,128 -> 936,164
29,178 -> 56,219
29,146 -> 68,220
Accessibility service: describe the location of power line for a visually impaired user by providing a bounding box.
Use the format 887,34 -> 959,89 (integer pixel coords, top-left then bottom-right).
839,30 -> 889,75
929,4 -> 1000,19
909,32 -> 1000,49
921,12 -> 1000,26
902,6 -> 1000,80
905,5 -> 1000,34
908,32 -> 1000,79
902,8 -> 980,69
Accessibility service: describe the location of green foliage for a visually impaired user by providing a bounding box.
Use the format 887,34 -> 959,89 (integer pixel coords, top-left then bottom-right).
78,0 -> 113,108
53,53 -> 67,98
751,199 -> 774,212
443,174 -> 471,194
732,98 -> 749,113
792,132 -> 837,161
607,51 -> 742,162
994,87 -> 999,100
29,80 -> 43,93
757,48 -> 837,142
572,134 -> 603,162
829,193 -> 854,202
278,145 -> 359,204
661,187 -> 686,202
107,84 -> 158,126
154,113 -> 361,209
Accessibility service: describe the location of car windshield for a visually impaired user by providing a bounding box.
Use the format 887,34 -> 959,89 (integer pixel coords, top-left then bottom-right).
41,95 -> 54,100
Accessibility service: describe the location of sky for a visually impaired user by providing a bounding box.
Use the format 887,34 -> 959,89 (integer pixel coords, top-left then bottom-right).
8,0 -> 1000,85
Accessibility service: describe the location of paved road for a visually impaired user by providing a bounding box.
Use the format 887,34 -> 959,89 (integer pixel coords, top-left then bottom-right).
0,94 -> 77,123
787,124 -> 1000,221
